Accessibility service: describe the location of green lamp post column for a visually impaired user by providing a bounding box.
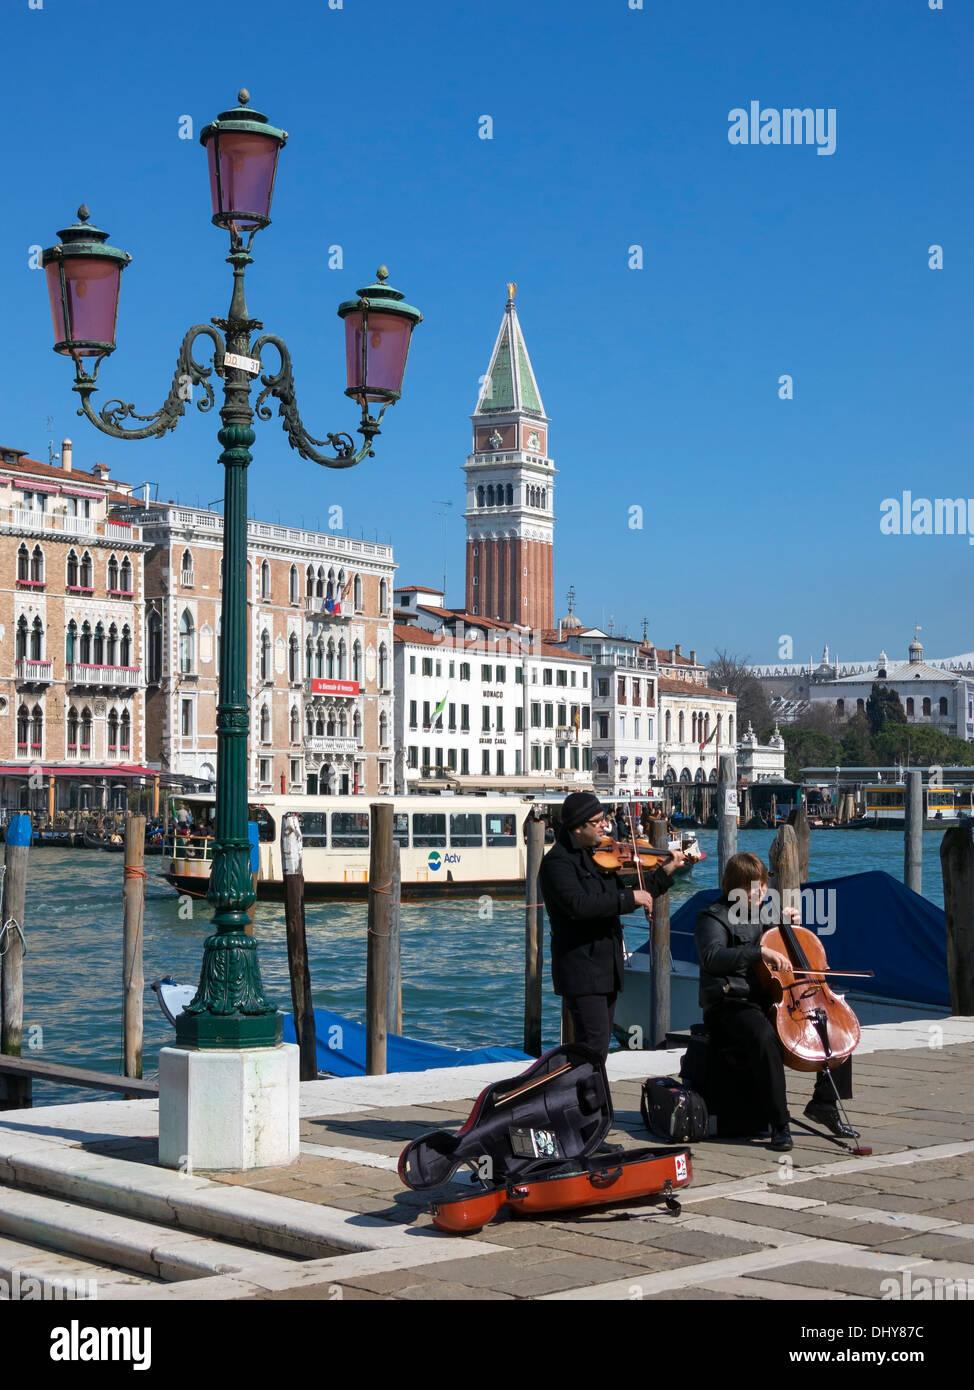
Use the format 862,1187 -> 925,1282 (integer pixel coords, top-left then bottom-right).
42,90 -> 421,1057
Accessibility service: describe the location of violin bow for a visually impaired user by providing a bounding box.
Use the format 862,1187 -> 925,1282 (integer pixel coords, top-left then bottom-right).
625,799 -> 653,926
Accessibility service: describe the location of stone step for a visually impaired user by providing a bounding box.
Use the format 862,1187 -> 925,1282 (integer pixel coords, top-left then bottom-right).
0,1184 -> 301,1283
0,1233 -> 158,1295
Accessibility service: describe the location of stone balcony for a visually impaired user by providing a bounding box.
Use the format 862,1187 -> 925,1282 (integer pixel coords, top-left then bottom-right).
305,735 -> 360,755
66,663 -> 142,689
14,658 -> 54,685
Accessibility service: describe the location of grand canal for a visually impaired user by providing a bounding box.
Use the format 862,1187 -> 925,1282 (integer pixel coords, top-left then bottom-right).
10,828 -> 952,1105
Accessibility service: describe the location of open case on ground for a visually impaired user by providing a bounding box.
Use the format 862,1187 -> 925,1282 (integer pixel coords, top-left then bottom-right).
398,1044 -> 693,1233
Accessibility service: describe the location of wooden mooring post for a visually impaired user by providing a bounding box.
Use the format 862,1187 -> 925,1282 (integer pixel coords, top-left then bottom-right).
904,769 -> 923,895
717,753 -> 738,885
387,844 -> 402,1037
282,813 -> 318,1081
769,822 -> 801,919
787,806 -> 811,883
524,806 -> 546,1056
366,802 -> 395,1075
941,826 -> 974,1014
647,818 -> 671,1047
122,814 -> 146,1080
0,813 -> 31,1110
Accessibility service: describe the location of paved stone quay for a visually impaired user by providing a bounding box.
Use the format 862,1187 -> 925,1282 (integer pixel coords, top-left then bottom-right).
0,1018 -> 973,1302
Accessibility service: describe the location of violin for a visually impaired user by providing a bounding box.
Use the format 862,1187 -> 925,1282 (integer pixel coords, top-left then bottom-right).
752,919 -> 874,1074
591,836 -> 670,874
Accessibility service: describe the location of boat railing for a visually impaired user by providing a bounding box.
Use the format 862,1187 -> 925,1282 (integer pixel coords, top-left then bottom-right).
164,833 -> 217,861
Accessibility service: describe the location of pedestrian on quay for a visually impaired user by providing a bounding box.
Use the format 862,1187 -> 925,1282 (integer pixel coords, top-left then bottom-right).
539,791 -> 685,1061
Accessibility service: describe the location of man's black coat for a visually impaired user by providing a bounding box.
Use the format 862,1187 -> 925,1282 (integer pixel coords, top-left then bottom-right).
539,825 -> 673,996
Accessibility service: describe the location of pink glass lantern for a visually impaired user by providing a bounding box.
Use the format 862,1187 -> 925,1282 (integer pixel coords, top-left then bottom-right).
200,90 -> 288,237
339,268 -> 422,406
42,207 -> 130,357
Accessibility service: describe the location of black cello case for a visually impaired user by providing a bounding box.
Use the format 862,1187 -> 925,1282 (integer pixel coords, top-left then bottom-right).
398,1044 -> 693,1234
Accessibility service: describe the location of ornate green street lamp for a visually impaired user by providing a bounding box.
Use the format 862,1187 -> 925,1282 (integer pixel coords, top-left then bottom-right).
43,90 -> 421,1050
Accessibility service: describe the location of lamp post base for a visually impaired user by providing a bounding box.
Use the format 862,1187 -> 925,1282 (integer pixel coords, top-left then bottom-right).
158,1043 -> 299,1172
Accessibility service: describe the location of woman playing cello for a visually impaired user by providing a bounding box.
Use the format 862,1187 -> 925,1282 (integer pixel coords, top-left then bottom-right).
695,852 -> 855,1152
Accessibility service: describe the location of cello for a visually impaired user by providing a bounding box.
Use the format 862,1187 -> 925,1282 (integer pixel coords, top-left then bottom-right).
752,915 -> 875,1153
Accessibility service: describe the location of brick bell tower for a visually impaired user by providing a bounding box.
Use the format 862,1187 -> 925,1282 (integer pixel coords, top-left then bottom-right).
464,284 -> 554,631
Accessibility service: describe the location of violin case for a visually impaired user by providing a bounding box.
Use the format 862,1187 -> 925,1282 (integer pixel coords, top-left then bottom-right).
398,1044 -> 693,1233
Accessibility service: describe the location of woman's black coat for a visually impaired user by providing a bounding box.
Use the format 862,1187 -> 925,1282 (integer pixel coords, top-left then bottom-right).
539,825 -> 673,996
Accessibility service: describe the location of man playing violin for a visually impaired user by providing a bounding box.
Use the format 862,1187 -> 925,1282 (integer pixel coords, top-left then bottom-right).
696,851 -> 854,1152
540,791 -> 685,1061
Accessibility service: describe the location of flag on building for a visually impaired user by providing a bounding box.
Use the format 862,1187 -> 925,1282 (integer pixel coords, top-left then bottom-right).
699,723 -> 719,752
431,692 -> 449,728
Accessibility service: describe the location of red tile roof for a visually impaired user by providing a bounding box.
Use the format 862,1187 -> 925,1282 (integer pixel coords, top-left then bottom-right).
0,451 -> 132,489
395,584 -> 444,594
657,675 -> 734,699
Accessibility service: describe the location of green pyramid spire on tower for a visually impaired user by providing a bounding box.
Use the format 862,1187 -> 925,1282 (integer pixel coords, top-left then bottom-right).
474,284 -> 546,417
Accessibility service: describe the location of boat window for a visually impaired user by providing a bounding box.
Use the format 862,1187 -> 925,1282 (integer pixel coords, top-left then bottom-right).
331,812 -> 370,848
249,805 -> 277,842
486,812 -> 517,846
449,813 -> 483,847
294,811 -> 328,848
393,813 -> 409,848
412,813 -> 446,847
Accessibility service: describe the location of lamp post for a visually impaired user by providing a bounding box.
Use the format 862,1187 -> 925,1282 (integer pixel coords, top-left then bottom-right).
43,91 -> 421,1158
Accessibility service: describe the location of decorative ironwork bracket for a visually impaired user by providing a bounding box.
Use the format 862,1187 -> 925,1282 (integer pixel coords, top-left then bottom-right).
253,333 -> 390,469
71,324 -> 225,440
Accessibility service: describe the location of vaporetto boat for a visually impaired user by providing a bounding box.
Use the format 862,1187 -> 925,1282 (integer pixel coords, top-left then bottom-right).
164,792 -> 541,900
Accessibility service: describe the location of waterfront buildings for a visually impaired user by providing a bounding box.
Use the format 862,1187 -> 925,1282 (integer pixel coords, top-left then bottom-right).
0,441 -> 153,814
393,585 -> 592,792
750,636 -> 974,743
737,721 -> 787,783
111,499 -> 396,797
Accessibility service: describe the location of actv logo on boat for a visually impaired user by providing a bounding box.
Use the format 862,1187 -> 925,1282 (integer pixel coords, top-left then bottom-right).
880,493 -> 974,540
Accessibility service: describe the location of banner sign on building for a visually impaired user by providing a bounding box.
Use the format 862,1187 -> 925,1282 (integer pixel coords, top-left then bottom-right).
310,679 -> 360,696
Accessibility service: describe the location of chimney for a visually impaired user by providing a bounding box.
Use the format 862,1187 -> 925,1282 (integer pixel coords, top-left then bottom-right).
674,643 -> 682,658
143,482 -> 151,504
557,619 -> 563,642
62,438 -> 72,473
690,649 -> 696,665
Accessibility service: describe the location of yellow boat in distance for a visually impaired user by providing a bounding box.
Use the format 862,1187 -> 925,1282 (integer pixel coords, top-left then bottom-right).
164,792 -> 546,901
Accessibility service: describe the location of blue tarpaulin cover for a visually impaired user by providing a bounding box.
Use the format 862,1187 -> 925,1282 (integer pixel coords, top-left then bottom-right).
632,871 -> 949,1008
282,1008 -> 530,1078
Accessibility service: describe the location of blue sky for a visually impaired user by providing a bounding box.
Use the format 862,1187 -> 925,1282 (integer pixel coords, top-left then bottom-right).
2,0 -> 970,666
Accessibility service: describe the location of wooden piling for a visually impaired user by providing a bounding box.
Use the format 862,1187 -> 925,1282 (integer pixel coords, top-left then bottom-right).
523,807 -> 546,1056
122,814 -> 146,1080
1,814 -> 32,1110
904,769 -> 923,895
648,818 -> 671,1047
717,753 -> 738,885
769,822 -> 801,920
941,826 -> 974,1014
282,813 -> 317,1081
787,806 -> 811,883
366,803 -> 394,1075
387,844 -> 402,1037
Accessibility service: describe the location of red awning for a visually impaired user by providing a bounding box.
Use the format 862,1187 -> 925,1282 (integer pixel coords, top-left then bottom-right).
0,764 -> 156,778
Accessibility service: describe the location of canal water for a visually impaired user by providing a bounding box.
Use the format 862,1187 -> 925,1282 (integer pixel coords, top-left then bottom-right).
10,829 -> 952,1105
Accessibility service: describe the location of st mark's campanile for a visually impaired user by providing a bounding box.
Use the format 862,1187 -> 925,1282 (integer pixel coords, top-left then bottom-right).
463,284 -> 554,632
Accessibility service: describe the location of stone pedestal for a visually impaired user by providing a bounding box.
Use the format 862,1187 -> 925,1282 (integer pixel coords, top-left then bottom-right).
158,1043 -> 299,1171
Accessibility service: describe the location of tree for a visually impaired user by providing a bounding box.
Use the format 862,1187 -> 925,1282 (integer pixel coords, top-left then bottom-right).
865,683 -> 906,737
840,712 -> 874,766
778,726 -> 843,782
709,650 -> 772,738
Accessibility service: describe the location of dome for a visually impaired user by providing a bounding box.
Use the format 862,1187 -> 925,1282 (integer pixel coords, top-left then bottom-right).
559,610 -> 582,630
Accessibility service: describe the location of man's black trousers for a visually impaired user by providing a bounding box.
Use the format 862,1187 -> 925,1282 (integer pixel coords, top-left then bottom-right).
564,992 -> 618,1062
